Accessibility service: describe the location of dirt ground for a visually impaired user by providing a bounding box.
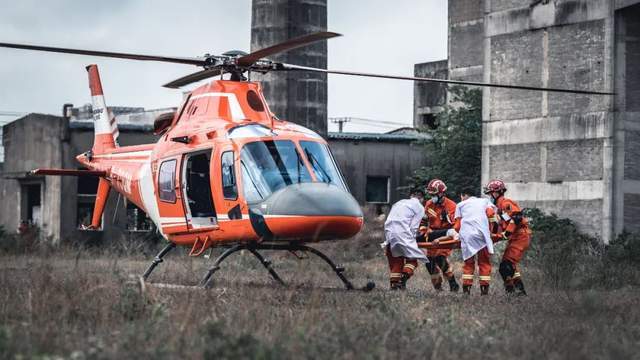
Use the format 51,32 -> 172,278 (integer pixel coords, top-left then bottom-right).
1,243 -> 639,359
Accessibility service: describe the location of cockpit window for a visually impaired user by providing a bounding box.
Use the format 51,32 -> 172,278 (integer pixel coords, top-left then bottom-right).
299,141 -> 347,190
240,140 -> 312,203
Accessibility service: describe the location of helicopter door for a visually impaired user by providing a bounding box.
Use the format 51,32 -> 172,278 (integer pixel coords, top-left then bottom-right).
182,149 -> 218,229
156,157 -> 189,233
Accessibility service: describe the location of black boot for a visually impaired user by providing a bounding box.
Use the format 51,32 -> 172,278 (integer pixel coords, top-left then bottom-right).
480,285 -> 489,295
390,281 -> 402,290
449,278 -> 460,292
514,279 -> 527,296
504,283 -> 515,294
399,273 -> 410,290
463,285 -> 472,295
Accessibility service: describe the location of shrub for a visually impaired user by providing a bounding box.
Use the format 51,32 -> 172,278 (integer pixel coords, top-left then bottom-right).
606,231 -> 640,264
525,208 -> 640,289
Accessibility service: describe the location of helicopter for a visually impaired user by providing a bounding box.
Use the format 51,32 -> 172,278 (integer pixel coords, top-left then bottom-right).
0,32 -> 612,290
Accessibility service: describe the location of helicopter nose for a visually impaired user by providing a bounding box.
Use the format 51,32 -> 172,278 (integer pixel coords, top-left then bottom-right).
249,183 -> 363,241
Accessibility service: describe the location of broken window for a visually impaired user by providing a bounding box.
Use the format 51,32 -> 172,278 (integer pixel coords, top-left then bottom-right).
126,201 -> 152,232
20,182 -> 42,226
76,173 -> 101,230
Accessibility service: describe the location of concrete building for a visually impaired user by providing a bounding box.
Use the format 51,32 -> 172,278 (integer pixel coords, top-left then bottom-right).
416,0 -> 640,241
250,0 -> 329,137
414,60 -> 449,128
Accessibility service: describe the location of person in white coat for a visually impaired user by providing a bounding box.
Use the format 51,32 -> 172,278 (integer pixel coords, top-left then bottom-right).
453,189 -> 498,295
383,188 -> 429,290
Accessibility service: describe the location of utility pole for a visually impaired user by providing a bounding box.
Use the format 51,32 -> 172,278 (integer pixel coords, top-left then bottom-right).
330,117 -> 351,133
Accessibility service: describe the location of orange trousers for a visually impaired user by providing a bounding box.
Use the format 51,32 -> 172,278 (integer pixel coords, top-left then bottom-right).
462,247 -> 492,286
503,232 -> 530,283
386,245 -> 418,286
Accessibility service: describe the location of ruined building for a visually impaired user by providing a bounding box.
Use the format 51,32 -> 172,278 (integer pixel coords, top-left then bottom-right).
416,0 -> 640,241
250,0 -> 328,137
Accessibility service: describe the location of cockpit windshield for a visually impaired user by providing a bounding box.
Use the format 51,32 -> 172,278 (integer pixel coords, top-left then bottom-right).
240,140 -> 312,203
299,141 -> 347,190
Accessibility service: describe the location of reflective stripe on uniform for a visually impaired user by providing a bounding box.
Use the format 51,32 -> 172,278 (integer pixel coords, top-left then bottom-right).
404,264 -> 416,270
427,208 -> 438,218
390,272 -> 402,278
479,276 -> 492,281
514,272 -> 521,278
462,274 -> 474,280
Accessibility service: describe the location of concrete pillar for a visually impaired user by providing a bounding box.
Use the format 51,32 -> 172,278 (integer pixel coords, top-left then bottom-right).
250,0 -> 328,137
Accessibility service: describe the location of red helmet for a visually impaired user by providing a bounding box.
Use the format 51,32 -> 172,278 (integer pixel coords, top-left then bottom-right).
484,179 -> 507,194
426,179 -> 447,195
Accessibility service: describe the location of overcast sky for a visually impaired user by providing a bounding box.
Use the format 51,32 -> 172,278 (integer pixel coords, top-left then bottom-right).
0,0 -> 447,133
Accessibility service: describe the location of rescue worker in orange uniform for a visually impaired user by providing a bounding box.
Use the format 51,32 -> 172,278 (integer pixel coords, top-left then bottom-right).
484,179 -> 531,296
452,189 -> 499,295
421,179 -> 460,292
382,188 -> 430,290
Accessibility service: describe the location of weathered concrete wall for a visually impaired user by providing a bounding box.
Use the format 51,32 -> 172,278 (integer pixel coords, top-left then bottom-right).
414,60 -> 448,127
0,114 -> 64,241
328,139 -> 428,205
624,194 -> 640,233
251,0 -> 328,137
617,3 -> 640,235
448,0 -> 484,81
481,0 -> 616,240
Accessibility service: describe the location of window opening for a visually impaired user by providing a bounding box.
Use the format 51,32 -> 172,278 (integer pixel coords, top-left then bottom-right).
366,176 -> 390,203
126,201 -> 152,232
76,173 -> 101,230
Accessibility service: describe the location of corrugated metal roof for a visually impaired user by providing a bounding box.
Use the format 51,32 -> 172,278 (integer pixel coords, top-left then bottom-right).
327,131 -> 430,142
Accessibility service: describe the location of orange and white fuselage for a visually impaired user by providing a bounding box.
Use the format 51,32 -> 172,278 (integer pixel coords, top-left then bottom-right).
76,65 -> 363,250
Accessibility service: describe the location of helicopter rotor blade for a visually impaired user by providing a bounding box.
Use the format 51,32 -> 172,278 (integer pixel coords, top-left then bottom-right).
236,31 -> 341,67
163,68 -> 227,89
0,42 -> 207,66
280,63 -> 615,95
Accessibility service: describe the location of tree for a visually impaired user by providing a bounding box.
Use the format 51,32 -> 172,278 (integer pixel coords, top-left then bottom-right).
410,86 -> 482,197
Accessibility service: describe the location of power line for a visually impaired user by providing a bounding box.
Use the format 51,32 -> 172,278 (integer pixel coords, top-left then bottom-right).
329,116 -> 409,127
0,111 -> 26,117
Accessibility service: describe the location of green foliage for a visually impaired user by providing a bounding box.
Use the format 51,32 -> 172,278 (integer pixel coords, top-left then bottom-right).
525,208 -> 640,289
524,208 -> 601,288
410,86 -> 482,196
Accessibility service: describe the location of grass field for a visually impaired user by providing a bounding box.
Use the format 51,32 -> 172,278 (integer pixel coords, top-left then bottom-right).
1,238 -> 639,360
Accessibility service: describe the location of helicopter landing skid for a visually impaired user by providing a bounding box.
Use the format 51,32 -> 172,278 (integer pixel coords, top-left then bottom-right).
199,243 -> 355,290
142,242 -> 177,281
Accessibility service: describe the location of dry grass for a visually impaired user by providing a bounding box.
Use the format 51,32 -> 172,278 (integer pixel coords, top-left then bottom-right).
1,237 -> 640,360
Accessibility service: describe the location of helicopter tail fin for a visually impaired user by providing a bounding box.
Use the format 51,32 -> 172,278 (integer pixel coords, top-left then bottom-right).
86,64 -> 119,154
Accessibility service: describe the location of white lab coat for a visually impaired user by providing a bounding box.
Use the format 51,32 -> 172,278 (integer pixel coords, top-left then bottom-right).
454,196 -> 496,260
383,198 -> 429,262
